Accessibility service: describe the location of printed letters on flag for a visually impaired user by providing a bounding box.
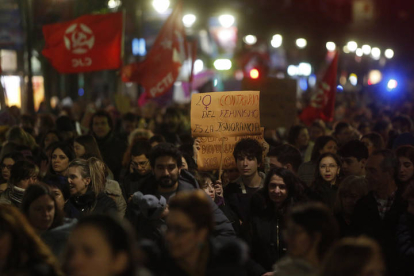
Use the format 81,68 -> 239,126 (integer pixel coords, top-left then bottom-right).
299,51 -> 339,126
42,13 -> 122,73
122,2 -> 187,99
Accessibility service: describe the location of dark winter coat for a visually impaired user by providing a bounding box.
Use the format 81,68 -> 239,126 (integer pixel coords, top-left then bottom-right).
68,191 -> 117,218
396,212 -> 414,275
351,190 -> 406,275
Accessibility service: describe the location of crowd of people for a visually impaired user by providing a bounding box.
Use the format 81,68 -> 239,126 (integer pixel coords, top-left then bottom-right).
0,99 -> 413,276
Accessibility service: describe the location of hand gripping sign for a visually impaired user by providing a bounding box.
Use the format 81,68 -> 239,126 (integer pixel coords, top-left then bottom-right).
191,91 -> 261,138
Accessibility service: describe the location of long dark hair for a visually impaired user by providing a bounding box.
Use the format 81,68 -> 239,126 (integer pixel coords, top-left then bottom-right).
74,135 -> 103,160
21,183 -> 64,230
253,167 -> 308,215
312,152 -> 343,188
64,214 -> 138,276
0,205 -> 63,275
47,141 -> 76,175
311,136 -> 337,162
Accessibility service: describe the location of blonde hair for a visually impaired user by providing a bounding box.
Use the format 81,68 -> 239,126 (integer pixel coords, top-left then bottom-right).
68,157 -> 106,195
334,175 -> 369,214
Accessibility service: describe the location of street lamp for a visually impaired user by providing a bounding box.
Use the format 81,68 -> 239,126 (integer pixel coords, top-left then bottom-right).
384,49 -> 394,59
182,14 -> 196,28
243,35 -> 257,45
296,38 -> 307,48
152,0 -> 170,13
347,41 -> 357,52
326,42 -> 336,51
218,14 -> 235,28
371,47 -> 381,60
108,0 -> 121,9
356,48 -> 363,57
362,45 -> 371,55
214,59 -> 232,70
271,34 -> 282,48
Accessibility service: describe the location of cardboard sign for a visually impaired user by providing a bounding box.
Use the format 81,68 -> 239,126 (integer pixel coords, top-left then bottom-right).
191,91 -> 261,138
196,129 -> 266,171
242,78 -> 296,130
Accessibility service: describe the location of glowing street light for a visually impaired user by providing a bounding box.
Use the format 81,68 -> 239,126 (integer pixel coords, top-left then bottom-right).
362,45 -> 371,55
107,0 -> 121,9
385,49 -> 394,59
218,14 -> 235,28
243,35 -> 257,45
371,47 -> 381,60
343,45 -> 350,54
194,59 -> 204,74
214,59 -> 232,70
271,34 -> 283,48
287,65 -> 298,77
152,0 -> 170,13
356,48 -> 363,57
347,41 -> 358,52
298,62 -> 312,76
349,73 -> 358,86
387,79 -> 398,90
182,14 -> 196,28
250,69 -> 260,79
326,42 -> 336,51
296,38 -> 307,48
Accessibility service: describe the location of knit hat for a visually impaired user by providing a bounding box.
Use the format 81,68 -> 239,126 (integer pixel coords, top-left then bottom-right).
132,191 -> 167,220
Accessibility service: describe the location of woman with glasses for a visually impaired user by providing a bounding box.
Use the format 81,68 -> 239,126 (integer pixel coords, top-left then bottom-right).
311,152 -> 343,210
0,160 -> 38,207
162,190 -> 247,276
0,151 -> 25,193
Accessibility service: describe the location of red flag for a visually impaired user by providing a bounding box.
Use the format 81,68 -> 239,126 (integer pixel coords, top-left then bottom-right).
122,2 -> 186,98
42,13 -> 122,74
299,51 -> 339,126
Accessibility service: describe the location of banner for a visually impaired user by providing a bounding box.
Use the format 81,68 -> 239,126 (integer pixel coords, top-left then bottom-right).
122,2 -> 186,99
42,12 -> 122,73
191,91 -> 261,138
299,51 -> 339,126
196,129 -> 265,171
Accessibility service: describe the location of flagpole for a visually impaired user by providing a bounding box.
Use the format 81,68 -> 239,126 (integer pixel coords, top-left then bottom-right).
19,0 -> 35,114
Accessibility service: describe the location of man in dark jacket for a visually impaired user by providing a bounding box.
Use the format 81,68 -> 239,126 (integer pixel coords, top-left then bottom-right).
224,138 -> 265,222
351,150 -> 406,274
126,143 -> 235,238
90,110 -> 127,181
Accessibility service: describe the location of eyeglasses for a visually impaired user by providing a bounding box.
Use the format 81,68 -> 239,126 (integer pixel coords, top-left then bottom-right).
165,225 -> 195,237
319,164 -> 338,170
130,160 -> 149,168
0,164 -> 13,170
0,164 -> 13,171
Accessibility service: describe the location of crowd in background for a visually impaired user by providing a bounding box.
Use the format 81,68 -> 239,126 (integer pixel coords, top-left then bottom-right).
0,95 -> 413,276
